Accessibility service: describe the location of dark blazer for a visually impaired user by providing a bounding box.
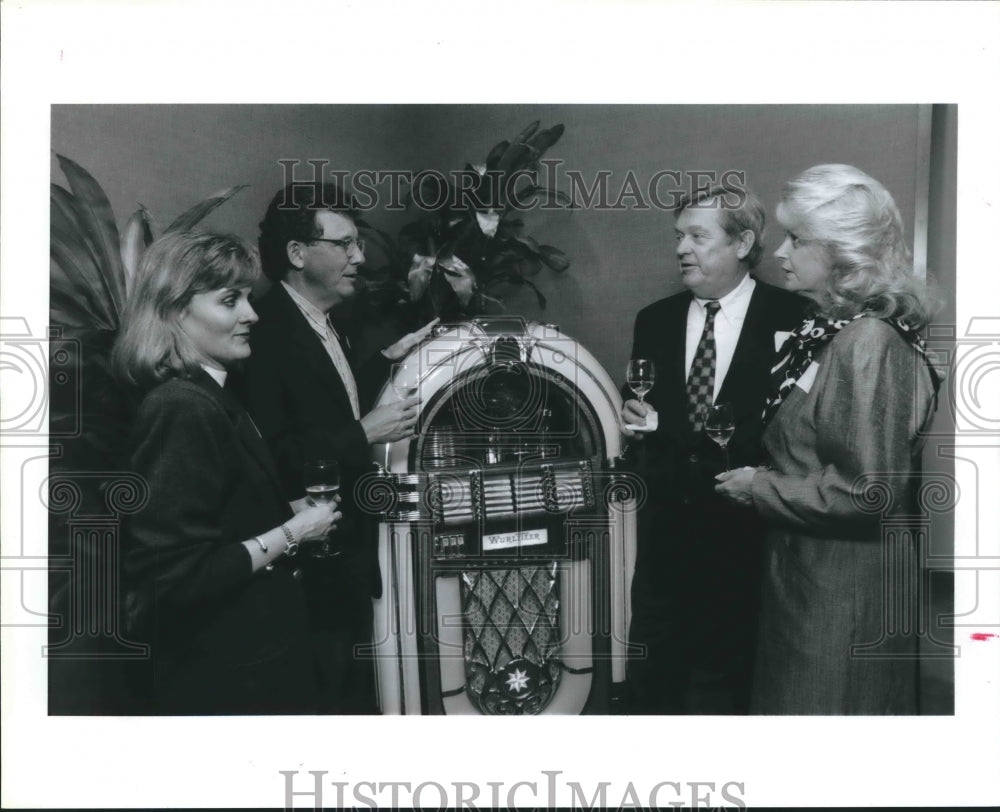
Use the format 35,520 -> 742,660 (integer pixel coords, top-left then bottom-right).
232,282 -> 388,597
124,371 -> 318,714
235,283 -> 387,494
630,278 -> 806,502
625,276 -> 806,713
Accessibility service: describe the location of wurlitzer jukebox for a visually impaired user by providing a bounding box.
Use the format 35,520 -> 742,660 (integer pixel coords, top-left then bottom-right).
365,317 -> 639,714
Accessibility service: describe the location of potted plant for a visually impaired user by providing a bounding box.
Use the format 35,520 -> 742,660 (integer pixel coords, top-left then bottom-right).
356,120 -> 573,328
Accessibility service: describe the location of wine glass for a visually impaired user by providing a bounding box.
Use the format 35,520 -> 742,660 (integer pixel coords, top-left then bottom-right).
303,458 -> 341,558
390,362 -> 418,400
626,359 -> 656,405
620,360 -> 656,461
705,403 -> 735,471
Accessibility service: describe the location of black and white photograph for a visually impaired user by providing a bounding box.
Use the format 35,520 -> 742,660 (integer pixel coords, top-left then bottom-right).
3,2 -> 999,809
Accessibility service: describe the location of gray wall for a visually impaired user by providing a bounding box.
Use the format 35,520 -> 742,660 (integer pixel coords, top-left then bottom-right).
51,104 -> 931,382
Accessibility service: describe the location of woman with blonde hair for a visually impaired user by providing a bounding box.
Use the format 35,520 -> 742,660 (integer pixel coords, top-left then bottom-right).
113,231 -> 340,714
716,164 -> 941,714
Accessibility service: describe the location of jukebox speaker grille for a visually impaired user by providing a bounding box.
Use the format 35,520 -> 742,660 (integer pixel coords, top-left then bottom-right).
460,563 -> 561,715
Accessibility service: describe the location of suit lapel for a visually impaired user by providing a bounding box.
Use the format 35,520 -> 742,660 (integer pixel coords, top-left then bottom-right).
272,284 -> 357,418
717,281 -> 770,411
192,371 -> 287,498
669,293 -> 691,387
664,293 -> 693,430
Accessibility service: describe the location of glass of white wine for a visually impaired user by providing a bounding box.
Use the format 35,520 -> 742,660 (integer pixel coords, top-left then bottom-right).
705,403 -> 735,471
303,458 -> 341,558
621,360 -> 656,457
626,358 -> 656,405
390,362 -> 418,400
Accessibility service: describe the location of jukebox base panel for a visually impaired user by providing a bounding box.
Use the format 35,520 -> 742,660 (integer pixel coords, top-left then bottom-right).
436,560 -> 595,715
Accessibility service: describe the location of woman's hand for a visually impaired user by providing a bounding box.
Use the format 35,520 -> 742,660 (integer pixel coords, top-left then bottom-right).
286,502 -> 341,542
715,466 -> 757,507
621,398 -> 651,439
289,494 -> 341,514
383,318 -> 441,361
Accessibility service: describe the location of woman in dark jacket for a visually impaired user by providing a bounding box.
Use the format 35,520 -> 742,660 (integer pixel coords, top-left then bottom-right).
113,231 -> 340,714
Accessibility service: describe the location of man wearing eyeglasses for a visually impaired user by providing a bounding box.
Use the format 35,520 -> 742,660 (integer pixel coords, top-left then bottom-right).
234,180 -> 435,714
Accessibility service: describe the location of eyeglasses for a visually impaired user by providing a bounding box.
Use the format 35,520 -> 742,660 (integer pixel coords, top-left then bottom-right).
311,236 -> 366,253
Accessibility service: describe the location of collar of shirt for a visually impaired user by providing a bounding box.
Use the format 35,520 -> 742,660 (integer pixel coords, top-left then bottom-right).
691,271 -> 756,326
281,281 -> 341,340
281,281 -> 360,419
200,364 -> 227,388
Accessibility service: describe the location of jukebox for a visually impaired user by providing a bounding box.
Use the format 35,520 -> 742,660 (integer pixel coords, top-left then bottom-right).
365,317 -> 638,714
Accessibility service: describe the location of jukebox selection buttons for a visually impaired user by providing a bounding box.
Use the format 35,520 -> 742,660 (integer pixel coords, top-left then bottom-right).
433,533 -> 466,557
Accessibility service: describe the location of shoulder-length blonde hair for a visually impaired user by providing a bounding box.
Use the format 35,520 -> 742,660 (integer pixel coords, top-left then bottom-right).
776,163 -> 938,328
112,231 -> 260,391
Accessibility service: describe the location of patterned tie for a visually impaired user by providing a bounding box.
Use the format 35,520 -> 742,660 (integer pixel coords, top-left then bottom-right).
686,300 -> 721,432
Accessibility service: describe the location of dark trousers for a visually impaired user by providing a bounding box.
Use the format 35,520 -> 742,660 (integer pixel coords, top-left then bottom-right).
302,542 -> 379,715
627,497 -> 763,715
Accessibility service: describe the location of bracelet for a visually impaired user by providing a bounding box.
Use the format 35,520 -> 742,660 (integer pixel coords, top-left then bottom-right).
252,536 -> 268,554
280,524 -> 299,557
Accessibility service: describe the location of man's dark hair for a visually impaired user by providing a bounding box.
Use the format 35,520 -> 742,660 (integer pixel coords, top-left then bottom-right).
258,181 -> 358,281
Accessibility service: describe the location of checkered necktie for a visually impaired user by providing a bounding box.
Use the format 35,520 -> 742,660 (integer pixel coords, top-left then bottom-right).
686,300 -> 721,432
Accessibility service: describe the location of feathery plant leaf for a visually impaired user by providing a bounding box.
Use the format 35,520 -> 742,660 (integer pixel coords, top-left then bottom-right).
496,142 -> 534,178
52,156 -> 249,332
362,121 -> 571,321
50,191 -> 119,329
51,184 -> 121,304
538,245 -> 571,272
164,185 -> 248,234
527,123 -> 564,154
50,183 -> 104,268
55,154 -> 127,318
514,120 -> 541,144
49,262 -> 114,329
485,140 -> 510,170
50,231 -> 116,325
513,235 -> 541,253
120,205 -> 155,290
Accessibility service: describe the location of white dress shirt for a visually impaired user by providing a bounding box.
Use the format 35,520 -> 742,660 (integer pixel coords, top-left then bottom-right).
281,281 -> 360,419
201,364 -> 227,388
685,273 -> 756,403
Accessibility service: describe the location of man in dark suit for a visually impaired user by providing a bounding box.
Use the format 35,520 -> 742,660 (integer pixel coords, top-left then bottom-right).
623,184 -> 805,714
234,181 -> 435,713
